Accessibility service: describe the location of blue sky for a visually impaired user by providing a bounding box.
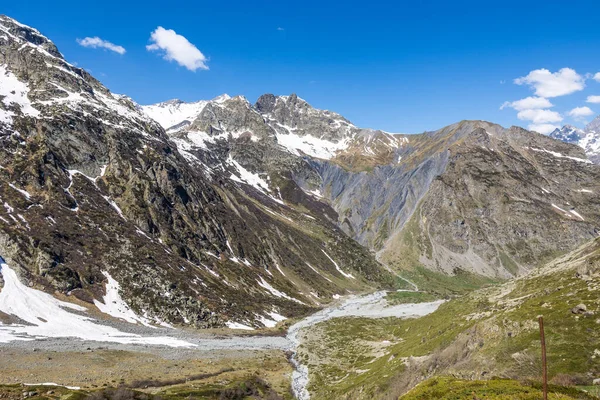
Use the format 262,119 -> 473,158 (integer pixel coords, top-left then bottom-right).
3,0 -> 600,133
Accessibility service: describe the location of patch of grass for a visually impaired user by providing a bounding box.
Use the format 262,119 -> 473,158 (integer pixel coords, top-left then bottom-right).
0,375 -> 291,400
126,369 -> 233,388
400,376 -> 599,399
578,386 -> 600,398
403,265 -> 500,296
499,250 -> 520,276
159,376 -> 286,399
487,265 -> 600,378
394,275 -> 417,291
300,295 -> 485,399
385,291 -> 438,305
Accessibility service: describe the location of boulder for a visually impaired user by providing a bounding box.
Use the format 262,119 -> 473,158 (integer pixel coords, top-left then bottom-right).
571,304 -> 587,314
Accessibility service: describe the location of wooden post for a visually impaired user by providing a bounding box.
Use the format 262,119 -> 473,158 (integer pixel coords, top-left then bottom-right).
539,316 -> 547,400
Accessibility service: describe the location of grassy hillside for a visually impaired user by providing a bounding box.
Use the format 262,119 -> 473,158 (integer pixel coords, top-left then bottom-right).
298,238 -> 600,399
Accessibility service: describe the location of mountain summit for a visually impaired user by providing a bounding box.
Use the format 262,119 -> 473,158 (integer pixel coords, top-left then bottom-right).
550,116 -> 600,164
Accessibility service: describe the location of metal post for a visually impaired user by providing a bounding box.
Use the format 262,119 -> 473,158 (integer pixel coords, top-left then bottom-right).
539,316 -> 547,400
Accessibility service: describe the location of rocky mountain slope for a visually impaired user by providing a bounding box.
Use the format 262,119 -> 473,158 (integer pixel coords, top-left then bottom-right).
379,122 -> 600,282
144,95 -> 600,285
550,117 -> 600,164
0,15 -> 392,330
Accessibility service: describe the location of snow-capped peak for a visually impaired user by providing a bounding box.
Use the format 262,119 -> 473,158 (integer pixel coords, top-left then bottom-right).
212,94 -> 231,103
550,116 -> 600,164
141,94 -> 231,131
549,125 -> 584,144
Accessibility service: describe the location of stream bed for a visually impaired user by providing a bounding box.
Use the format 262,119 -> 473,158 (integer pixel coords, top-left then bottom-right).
285,291 -> 443,399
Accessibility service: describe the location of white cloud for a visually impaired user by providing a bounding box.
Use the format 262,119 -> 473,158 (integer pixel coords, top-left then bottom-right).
146,27 -> 208,71
567,106 -> 594,120
528,124 -> 560,135
517,109 -> 563,124
277,27 -> 285,31
500,96 -> 553,111
76,37 -> 126,55
514,68 -> 585,98
594,73 -> 600,82
586,95 -> 600,104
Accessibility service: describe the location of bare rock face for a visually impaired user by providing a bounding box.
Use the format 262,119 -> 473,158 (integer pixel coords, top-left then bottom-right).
571,304 -> 587,314
0,15 -> 391,329
586,116 -> 600,134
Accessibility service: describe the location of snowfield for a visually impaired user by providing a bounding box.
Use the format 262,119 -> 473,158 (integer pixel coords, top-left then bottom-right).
0,64 -> 40,125
275,129 -> 351,159
140,95 -> 230,131
93,271 -> 154,327
0,258 -> 193,347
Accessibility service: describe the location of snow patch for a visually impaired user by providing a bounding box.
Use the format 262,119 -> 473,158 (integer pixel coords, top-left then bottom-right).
267,311 -> 287,322
0,259 -> 193,347
228,156 -> 270,193
321,250 -> 355,279
102,196 -> 126,220
275,127 -> 351,159
225,321 -> 255,330
8,183 -> 31,200
93,271 -> 153,327
528,147 -> 592,164
0,65 -> 40,124
24,383 -> 81,391
257,277 -> 304,304
257,315 -> 278,328
551,203 -> 582,220
570,209 -> 585,221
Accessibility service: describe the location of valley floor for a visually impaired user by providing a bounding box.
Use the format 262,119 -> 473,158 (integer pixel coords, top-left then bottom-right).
2,238 -> 600,399
0,288 -> 442,399
0,345 -> 293,399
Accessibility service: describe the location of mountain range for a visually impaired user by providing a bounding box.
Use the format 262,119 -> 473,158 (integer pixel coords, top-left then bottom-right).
141,94 -> 600,286
3,13 -> 600,400
1,13 -> 600,330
